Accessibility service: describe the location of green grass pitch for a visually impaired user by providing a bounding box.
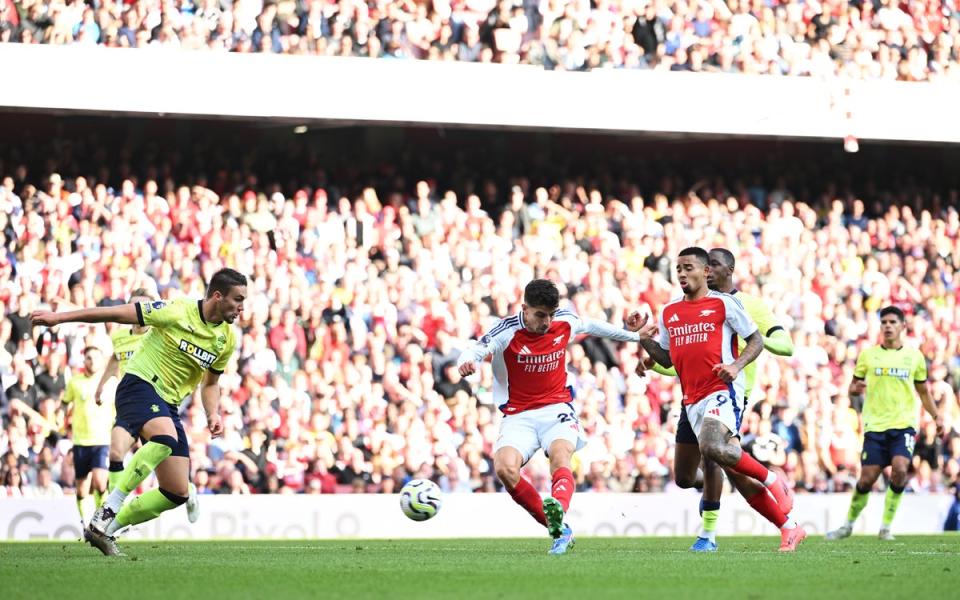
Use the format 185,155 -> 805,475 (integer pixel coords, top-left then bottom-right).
2,536 -> 958,599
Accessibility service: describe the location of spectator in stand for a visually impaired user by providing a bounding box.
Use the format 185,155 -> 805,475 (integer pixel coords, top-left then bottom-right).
1,137 -> 959,502
1,0 -> 959,80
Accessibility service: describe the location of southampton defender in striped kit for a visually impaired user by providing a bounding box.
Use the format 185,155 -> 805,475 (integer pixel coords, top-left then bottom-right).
457,279 -> 650,555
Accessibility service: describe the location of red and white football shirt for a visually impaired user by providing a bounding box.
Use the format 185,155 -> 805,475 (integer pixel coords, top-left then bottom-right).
458,309 -> 640,414
656,291 -> 758,405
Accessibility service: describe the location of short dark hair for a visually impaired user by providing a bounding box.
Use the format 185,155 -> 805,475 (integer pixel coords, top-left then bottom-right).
678,247 -> 709,265
82,346 -> 101,356
206,268 -> 247,299
128,287 -> 154,302
879,306 -> 905,322
524,279 -> 560,310
709,248 -> 736,269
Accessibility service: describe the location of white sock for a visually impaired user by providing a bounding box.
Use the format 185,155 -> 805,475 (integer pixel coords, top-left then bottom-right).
781,518 -> 797,530
105,488 -> 128,512
105,518 -> 123,536
763,471 -> 777,486
845,520 -> 855,529
700,529 -> 717,543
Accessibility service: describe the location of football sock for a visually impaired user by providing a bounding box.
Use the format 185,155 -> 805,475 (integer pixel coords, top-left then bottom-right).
506,477 -> 547,527
744,488 -> 788,528
104,437 -> 176,512
882,484 -> 905,528
107,461 -> 124,492
701,500 -> 720,542
108,488 -> 187,535
93,488 -> 103,508
846,483 -> 871,526
551,467 -> 575,512
731,452 -> 771,485
76,495 -> 91,525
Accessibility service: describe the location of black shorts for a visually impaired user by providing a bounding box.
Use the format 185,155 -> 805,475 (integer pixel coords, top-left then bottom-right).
114,374 -> 189,458
676,407 -> 698,444
73,445 -> 109,479
862,427 -> 916,466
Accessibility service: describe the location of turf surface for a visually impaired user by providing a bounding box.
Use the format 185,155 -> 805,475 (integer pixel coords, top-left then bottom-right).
2,536 -> 958,599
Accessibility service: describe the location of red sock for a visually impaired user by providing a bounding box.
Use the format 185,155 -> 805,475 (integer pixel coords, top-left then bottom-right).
551,467 -> 575,512
745,488 -> 788,528
506,477 -> 547,527
732,452 -> 770,484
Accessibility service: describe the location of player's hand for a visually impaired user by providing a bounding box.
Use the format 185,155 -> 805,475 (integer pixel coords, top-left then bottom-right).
635,355 -> 656,377
850,379 -> 867,395
30,310 -> 61,328
95,393 -> 103,406
713,363 -> 740,384
626,311 -> 658,340
458,361 -> 476,378
625,311 -> 645,331
207,414 -> 224,438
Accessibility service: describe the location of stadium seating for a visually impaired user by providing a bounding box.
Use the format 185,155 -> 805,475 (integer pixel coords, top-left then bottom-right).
0,132 -> 958,500
1,0 -> 958,79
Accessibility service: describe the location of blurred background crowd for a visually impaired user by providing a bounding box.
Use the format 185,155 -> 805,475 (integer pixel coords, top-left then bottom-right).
1,0 -> 960,77
1,124 -> 959,503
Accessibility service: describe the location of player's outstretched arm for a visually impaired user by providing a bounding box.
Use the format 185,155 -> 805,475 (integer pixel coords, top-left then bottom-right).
200,371 -> 224,438
456,319 -> 514,377
30,304 -> 140,328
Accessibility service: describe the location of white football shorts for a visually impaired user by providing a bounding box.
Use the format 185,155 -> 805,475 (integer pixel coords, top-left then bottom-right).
494,402 -> 587,464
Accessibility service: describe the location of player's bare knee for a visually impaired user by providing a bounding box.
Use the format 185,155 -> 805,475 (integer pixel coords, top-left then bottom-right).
495,463 -> 521,488
890,468 -> 909,487
674,472 -> 698,489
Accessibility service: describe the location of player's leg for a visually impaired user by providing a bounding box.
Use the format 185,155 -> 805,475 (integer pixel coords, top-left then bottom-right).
96,415 -> 178,522
186,460 -> 200,524
494,412 -> 546,527
880,429 -> 914,540
89,445 -> 109,508
494,446 -> 547,527
695,395 -> 804,551
697,394 -> 793,513
74,447 -> 93,527
543,439 -> 577,554
107,426 -> 137,492
108,456 -> 189,534
692,458 -> 723,551
827,432 -> 886,540
674,407 -> 703,489
108,416 -> 191,535
725,468 -> 790,531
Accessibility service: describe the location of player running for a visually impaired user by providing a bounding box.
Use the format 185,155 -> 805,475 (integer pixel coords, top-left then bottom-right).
31,268 -> 245,556
636,247 -> 806,552
64,346 -> 114,529
640,248 -> 796,551
457,278 -> 649,555
826,306 -> 940,541
95,288 -> 200,523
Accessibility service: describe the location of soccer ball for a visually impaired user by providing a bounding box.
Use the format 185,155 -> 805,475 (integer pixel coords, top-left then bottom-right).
399,479 -> 442,521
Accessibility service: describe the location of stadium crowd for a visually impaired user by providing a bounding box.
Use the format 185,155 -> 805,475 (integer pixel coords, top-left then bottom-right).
0,138 -> 959,504
1,0 -> 960,78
